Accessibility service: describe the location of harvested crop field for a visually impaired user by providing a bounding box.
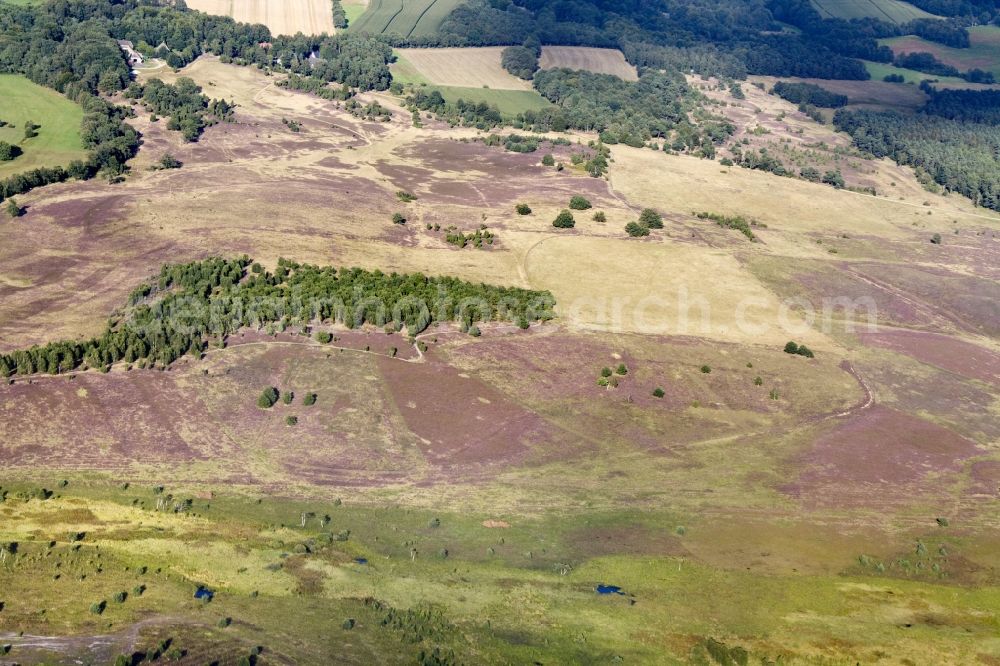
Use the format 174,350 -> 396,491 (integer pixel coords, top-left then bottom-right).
393,47 -> 533,90
185,0 -> 336,36
538,46 -> 638,81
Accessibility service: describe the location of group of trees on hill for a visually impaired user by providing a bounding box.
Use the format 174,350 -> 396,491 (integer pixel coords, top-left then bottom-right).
893,51 -> 995,83
0,257 -> 556,378
835,107 -> 1000,211
407,68 -> 733,155
772,82 -> 848,108
501,36 -> 541,79
125,78 -> 234,141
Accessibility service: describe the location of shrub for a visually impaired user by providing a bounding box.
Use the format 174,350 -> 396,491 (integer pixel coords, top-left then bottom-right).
282,391 -> 294,405
468,325 -> 481,337
218,617 -> 232,628
90,600 -> 106,615
700,365 -> 711,374
796,344 -> 814,358
343,618 -> 356,630
158,154 -> 182,169
552,210 -> 575,228
930,233 -> 942,244
600,367 -> 612,378
783,341 -> 799,354
652,387 -> 665,398
285,415 -> 298,426
625,221 -> 649,237
0,141 -> 21,161
753,376 -> 763,386
258,387 -> 279,408
541,153 -> 555,166
593,211 -> 606,222
315,331 -> 332,344
392,212 -> 406,225
638,208 -> 663,229
515,203 -> 531,215
113,590 -> 127,604
568,195 -> 592,210
303,393 -> 317,406
396,190 -> 417,202
5,199 -> 21,219
719,157 -> 733,167
615,363 -> 628,375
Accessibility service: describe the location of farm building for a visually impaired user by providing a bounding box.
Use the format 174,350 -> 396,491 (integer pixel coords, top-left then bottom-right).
117,40 -> 143,67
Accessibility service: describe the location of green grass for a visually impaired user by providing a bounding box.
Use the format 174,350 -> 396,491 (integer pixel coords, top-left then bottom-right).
431,86 -> 553,115
0,74 -> 85,180
343,2 -> 367,25
1,480 -> 999,664
389,51 -> 431,85
863,59 -> 966,84
810,0 -> 937,22
349,0 -> 464,38
881,25 -> 1000,78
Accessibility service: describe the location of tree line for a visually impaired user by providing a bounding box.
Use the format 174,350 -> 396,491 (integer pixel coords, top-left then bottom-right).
835,107 -> 1000,211
0,257 -> 555,378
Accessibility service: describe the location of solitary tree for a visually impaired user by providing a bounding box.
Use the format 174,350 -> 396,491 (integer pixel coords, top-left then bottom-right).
6,199 -> 21,219
552,210 -> 575,228
638,208 -> 663,229
569,195 -> 592,210
258,386 -> 279,408
625,221 -> 649,237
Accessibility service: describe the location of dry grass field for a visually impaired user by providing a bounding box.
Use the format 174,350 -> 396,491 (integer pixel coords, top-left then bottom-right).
393,47 -> 534,90
1,55 -> 999,664
185,0 -> 337,36
538,46 -> 638,81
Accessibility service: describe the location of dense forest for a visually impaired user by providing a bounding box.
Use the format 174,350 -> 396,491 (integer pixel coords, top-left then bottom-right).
0,257 -> 556,377
835,108 -> 1000,211
923,88 -> 1000,124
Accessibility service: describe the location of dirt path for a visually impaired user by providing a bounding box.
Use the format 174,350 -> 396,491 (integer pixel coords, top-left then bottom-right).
833,360 -> 875,418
